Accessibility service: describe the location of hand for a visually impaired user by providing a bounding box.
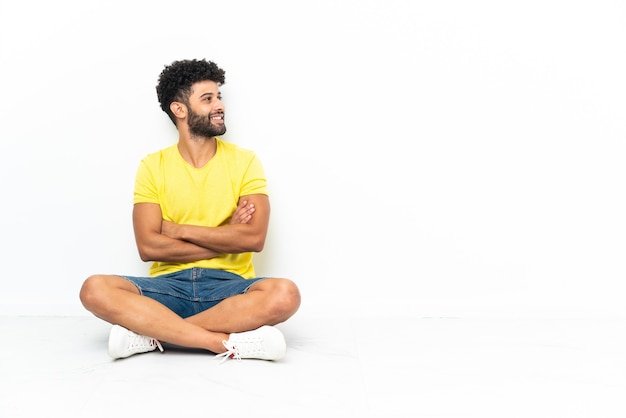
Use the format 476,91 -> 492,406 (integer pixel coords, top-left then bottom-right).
230,200 -> 255,224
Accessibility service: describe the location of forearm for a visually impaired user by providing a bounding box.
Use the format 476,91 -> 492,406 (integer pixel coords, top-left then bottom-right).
163,222 -> 264,254
161,196 -> 269,253
136,231 -> 220,263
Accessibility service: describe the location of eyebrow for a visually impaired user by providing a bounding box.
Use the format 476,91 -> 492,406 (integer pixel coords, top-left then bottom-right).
199,91 -> 221,99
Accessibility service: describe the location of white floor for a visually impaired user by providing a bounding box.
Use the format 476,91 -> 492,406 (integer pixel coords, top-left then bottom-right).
1,315 -> 624,418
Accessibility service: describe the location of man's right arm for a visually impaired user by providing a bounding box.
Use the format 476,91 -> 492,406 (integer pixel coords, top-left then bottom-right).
132,202 -> 219,263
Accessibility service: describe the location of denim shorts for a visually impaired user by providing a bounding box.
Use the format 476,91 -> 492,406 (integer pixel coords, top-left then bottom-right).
121,268 -> 265,318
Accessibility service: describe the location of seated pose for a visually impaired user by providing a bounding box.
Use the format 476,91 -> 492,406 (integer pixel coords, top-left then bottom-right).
79,59 -> 301,361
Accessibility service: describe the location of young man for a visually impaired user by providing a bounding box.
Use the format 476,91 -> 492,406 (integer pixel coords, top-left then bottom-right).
80,59 -> 301,361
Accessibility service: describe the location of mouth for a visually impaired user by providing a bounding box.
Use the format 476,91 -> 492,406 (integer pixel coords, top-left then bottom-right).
210,113 -> 224,123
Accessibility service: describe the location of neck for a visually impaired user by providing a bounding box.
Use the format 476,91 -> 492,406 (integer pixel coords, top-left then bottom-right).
177,134 -> 217,168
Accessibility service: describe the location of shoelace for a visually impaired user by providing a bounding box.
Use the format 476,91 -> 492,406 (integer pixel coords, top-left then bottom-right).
214,337 -> 264,363
215,340 -> 241,363
152,338 -> 164,352
129,333 -> 164,353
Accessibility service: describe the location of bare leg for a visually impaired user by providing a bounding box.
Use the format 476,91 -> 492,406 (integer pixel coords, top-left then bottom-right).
79,274 -> 300,354
184,278 -> 301,333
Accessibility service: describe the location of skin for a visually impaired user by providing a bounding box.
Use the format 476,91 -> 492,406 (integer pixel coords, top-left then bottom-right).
79,80 -> 301,354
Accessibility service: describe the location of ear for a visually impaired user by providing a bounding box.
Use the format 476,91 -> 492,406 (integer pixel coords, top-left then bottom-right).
170,101 -> 187,119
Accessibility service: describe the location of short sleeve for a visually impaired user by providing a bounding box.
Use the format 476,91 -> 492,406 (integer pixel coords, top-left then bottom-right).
133,158 -> 160,204
240,153 -> 268,196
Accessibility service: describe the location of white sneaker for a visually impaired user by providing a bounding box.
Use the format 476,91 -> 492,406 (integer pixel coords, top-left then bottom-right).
108,324 -> 164,359
215,325 -> 286,362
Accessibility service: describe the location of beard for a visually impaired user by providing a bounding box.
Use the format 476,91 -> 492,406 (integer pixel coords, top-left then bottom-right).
188,108 -> 227,138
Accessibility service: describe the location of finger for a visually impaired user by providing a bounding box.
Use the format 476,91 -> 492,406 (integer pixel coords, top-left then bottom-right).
238,204 -> 255,217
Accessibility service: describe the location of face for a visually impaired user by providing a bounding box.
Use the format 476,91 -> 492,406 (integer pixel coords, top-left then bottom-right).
186,80 -> 226,138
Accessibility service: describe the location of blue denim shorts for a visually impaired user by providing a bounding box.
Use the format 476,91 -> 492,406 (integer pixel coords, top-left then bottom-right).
121,268 -> 265,318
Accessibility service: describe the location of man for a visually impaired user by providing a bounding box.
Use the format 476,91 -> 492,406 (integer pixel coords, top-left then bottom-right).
79,59 -> 301,361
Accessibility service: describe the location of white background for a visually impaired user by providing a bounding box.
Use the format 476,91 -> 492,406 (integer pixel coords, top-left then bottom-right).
0,0 -> 624,319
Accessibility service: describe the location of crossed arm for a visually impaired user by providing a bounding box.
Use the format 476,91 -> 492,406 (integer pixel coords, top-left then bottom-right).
132,194 -> 270,263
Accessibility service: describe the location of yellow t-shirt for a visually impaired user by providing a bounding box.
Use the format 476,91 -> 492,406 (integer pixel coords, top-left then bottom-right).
133,138 -> 268,278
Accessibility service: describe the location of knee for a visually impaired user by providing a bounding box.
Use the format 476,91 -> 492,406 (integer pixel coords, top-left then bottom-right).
79,274 -> 108,311
267,278 -> 301,320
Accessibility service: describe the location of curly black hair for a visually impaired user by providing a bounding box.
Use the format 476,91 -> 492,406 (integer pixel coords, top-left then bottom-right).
156,59 -> 226,125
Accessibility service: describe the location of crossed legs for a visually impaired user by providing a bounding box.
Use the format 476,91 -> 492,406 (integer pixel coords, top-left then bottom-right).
79,274 -> 301,354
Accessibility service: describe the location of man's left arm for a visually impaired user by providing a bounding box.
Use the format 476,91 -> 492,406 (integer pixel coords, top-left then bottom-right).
161,194 -> 270,254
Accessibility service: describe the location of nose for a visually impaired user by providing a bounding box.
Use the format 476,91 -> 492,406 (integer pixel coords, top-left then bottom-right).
214,97 -> 225,111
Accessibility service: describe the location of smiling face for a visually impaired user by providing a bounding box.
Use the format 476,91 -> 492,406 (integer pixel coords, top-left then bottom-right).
186,80 -> 226,138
